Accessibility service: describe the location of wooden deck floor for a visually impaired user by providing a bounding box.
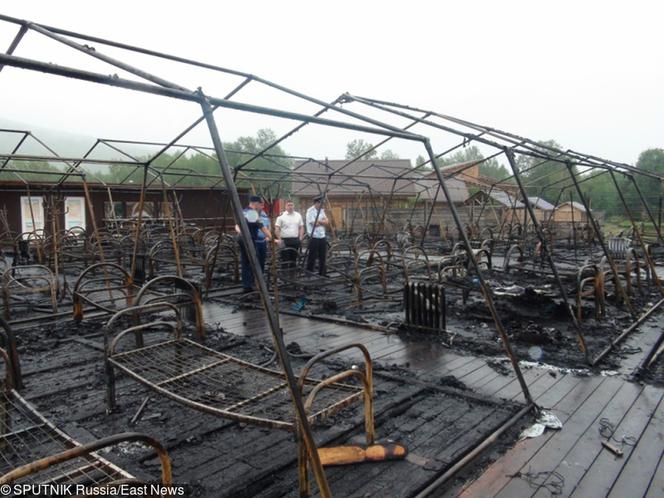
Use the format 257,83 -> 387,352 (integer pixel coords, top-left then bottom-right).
205,302 -> 664,498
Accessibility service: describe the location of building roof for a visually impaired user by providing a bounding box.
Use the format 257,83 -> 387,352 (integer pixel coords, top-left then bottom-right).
556,201 -> 587,213
417,169 -> 470,203
291,159 -> 469,203
489,190 -> 524,208
439,160 -> 479,176
528,196 -> 555,211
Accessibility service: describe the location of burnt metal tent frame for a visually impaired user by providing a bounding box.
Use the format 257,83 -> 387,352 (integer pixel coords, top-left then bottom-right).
0,132 -> 195,285
338,93 -> 664,367
0,319 -> 173,488
1,131 -> 464,305
8,12 -> 661,493
0,134 -> 458,248
0,15 -> 659,363
0,13 -> 545,496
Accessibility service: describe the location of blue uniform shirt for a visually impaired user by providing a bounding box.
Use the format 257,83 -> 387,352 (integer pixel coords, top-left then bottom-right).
243,207 -> 263,241
256,210 -> 270,243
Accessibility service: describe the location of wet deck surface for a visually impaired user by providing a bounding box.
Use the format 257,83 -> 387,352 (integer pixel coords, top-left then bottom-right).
202,302 -> 664,497
6,301 -> 523,497
6,298 -> 664,497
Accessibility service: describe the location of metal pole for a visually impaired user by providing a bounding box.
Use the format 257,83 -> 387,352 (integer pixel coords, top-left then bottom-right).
407,191 -> 422,229
378,178 -> 398,236
657,195 -> 662,244
627,175 -> 664,244
504,150 -> 588,359
424,141 -> 533,404
160,178 -> 183,278
632,298 -> 664,375
546,187 -> 565,226
0,131 -> 29,171
0,24 -> 27,73
413,402 -> 535,498
475,184 -> 494,225
608,170 -> 663,296
130,165 -> 149,279
235,97 -> 339,173
49,195 -> 60,291
198,95 -> 331,497
0,52 -> 423,143
565,162 -> 635,316
348,192 -> 363,236
521,191 -> 529,249
205,193 -> 231,293
366,187 -> 381,243
28,21 -> 190,91
420,183 -> 441,248
593,296 -> 664,366
81,177 -> 106,264
570,191 -> 577,265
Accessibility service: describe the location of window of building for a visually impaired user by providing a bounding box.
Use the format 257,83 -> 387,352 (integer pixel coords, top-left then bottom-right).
104,201 -> 124,221
126,201 -> 156,219
64,197 -> 86,230
20,196 -> 45,235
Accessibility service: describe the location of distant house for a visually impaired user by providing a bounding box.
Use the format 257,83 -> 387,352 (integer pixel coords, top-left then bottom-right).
528,197 -> 555,209
291,159 -> 470,231
490,190 -> 523,209
553,201 -> 588,223
525,196 -> 555,222
417,168 -> 470,205
464,189 -> 523,225
0,180 -> 242,237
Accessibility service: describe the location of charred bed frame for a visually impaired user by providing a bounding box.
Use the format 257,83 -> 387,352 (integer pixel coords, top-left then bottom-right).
0,317 -> 172,493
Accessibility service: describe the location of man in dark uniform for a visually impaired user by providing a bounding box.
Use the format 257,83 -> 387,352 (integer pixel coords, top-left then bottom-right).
235,195 -> 272,293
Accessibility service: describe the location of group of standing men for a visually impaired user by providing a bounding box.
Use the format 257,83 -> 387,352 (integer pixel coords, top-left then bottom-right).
236,195 -> 328,293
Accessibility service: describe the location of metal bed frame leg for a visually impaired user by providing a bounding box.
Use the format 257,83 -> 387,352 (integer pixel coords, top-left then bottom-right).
105,359 -> 118,413
73,293 -> 83,322
298,430 -> 310,498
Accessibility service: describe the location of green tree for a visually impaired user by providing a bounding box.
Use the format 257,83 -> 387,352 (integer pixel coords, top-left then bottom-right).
345,139 -> 377,160
580,170 -> 627,217
379,149 -> 400,160
96,128 -> 293,196
414,154 -> 429,169
224,128 -> 293,197
633,148 -> 664,216
0,160 -> 65,183
516,140 -> 578,201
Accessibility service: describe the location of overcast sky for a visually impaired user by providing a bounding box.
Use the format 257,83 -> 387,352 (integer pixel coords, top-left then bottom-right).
1,0 -> 662,166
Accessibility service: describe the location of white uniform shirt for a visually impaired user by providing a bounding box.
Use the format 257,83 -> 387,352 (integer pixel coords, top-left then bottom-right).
306,206 -> 327,239
275,211 -> 303,238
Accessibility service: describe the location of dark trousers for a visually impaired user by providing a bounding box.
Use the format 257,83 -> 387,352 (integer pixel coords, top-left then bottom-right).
240,240 -> 267,289
281,237 -> 300,268
306,237 -> 327,276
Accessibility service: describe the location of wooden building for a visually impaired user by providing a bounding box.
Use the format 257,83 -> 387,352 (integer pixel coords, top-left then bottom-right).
0,181 -> 243,236
527,196 -> 555,222
553,201 -> 589,223
464,189 -> 524,225
291,159 -> 470,232
510,196 -> 555,223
